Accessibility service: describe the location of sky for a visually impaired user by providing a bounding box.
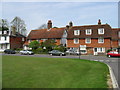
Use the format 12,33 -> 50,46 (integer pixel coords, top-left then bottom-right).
1,1 -> 119,35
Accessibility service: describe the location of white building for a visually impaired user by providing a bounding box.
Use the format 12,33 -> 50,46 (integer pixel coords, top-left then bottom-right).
0,30 -> 10,52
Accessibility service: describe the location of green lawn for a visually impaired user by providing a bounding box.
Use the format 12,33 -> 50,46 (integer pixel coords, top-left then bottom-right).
3,55 -> 109,88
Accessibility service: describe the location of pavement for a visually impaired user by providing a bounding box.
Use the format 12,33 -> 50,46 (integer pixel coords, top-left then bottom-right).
1,53 -> 120,89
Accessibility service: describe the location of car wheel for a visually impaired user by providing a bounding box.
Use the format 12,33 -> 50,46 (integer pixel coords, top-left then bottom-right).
108,55 -> 111,58
50,54 -> 53,56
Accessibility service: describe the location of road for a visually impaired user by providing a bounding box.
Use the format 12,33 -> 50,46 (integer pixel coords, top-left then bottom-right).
2,53 -> 120,88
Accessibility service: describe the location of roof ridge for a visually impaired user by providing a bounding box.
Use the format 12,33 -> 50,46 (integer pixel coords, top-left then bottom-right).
72,24 -> 108,27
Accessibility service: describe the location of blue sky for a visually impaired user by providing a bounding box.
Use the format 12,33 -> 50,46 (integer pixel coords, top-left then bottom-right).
1,2 -> 118,34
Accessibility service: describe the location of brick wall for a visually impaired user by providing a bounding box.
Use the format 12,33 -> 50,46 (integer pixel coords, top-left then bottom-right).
10,36 -> 26,49
67,38 -> 111,48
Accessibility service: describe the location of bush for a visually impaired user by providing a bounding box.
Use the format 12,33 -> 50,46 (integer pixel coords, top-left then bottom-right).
106,49 -> 112,53
53,45 -> 66,52
32,48 -> 43,54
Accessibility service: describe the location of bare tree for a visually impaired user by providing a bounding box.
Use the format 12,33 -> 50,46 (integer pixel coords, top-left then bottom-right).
38,24 -> 47,29
11,16 -> 26,36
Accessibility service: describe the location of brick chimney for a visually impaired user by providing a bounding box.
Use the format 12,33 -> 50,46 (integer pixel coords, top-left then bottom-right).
66,25 -> 69,31
47,20 -> 52,29
98,19 -> 101,25
69,21 -> 73,27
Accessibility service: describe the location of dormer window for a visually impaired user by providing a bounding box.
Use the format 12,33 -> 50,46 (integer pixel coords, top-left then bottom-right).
98,28 -> 104,34
86,29 -> 92,35
74,30 -> 80,35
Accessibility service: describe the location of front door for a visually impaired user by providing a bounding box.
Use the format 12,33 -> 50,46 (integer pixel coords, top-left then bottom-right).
94,48 -> 98,55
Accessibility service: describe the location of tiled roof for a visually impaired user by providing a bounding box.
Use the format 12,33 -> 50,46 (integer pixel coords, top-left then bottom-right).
67,24 -> 112,39
24,41 -> 29,45
27,28 -> 65,39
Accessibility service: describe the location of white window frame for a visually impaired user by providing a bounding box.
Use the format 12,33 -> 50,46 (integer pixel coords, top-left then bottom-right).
98,38 -> 104,43
86,29 -> 92,35
28,40 -> 31,43
85,38 -> 91,43
22,38 -> 25,41
74,30 -> 80,35
74,38 -> 79,44
98,28 -> 104,34
97,48 -> 105,53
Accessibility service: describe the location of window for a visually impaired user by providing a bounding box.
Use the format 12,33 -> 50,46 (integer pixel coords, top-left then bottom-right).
42,39 -> 47,42
80,45 -> 87,54
22,38 -> 25,41
85,38 -> 91,43
98,37 -> 104,43
97,48 -> 105,52
28,40 -> 31,43
74,30 -> 80,35
74,38 -> 79,44
86,29 -> 92,35
98,28 -> 104,34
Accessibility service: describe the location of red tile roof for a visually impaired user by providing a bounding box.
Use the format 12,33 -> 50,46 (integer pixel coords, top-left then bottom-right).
27,28 -> 65,39
67,24 -> 112,39
24,41 -> 29,45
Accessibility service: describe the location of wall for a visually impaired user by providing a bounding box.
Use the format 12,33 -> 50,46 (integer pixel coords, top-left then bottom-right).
10,36 -> 25,49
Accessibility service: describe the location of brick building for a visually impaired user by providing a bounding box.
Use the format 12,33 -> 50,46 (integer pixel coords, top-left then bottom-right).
23,20 -> 67,50
24,20 -> 120,55
0,27 -> 26,52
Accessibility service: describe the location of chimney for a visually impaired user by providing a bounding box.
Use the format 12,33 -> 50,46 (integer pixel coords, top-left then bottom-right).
47,20 -> 52,29
66,25 -> 69,31
98,19 -> 101,25
12,26 -> 16,35
69,21 -> 73,27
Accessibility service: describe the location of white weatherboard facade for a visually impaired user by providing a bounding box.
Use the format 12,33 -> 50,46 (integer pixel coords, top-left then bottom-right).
0,31 -> 10,52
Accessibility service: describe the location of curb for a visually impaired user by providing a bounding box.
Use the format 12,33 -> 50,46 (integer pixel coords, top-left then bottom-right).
107,64 -> 119,89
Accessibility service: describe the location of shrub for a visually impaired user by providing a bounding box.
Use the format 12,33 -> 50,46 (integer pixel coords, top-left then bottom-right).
53,45 -> 66,52
106,49 -> 112,53
32,48 -> 43,54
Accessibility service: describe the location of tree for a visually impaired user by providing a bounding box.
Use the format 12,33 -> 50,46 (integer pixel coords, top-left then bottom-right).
37,24 -> 47,29
11,16 -> 27,36
41,40 -> 56,51
29,41 -> 40,50
0,19 -> 9,31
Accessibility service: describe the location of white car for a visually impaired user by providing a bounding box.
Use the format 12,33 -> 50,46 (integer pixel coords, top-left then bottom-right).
20,50 -> 34,55
66,50 -> 80,55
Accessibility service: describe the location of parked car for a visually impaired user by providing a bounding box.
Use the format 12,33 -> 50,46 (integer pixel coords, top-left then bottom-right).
107,51 -> 120,57
48,50 -> 66,56
4,49 -> 16,54
20,50 -> 34,55
66,50 -> 80,55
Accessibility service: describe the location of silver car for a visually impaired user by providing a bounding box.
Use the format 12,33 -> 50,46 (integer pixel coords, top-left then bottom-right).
20,50 -> 34,55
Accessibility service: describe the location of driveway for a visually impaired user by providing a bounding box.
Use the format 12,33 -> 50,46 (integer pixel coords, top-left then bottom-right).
1,53 -> 120,88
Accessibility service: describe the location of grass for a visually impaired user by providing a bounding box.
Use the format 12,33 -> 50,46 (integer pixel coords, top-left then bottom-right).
2,55 -> 109,88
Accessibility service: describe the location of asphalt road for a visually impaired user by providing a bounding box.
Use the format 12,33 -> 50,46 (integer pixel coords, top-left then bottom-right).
1,53 -> 120,88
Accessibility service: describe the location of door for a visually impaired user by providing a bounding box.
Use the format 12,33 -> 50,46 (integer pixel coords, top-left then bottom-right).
94,48 -> 98,55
